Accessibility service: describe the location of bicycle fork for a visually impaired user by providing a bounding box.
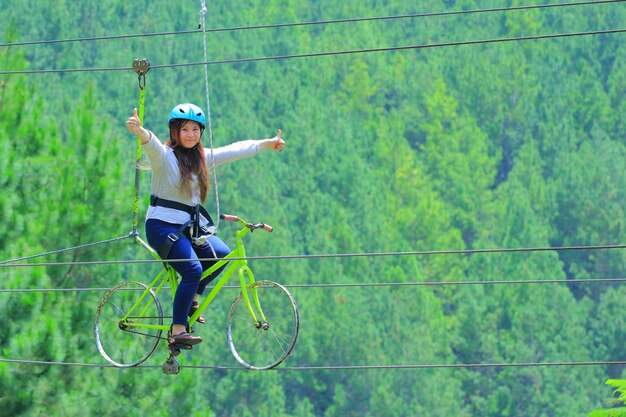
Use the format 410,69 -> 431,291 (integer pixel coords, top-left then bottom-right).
239,266 -> 268,328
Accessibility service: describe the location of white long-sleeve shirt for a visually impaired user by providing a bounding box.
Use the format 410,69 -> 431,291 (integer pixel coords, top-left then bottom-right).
142,133 -> 261,226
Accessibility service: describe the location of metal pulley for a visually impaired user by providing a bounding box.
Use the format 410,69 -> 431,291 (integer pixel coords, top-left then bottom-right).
132,58 -> 150,89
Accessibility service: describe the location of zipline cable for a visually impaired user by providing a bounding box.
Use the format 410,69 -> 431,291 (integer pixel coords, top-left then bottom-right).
0,235 -> 130,266
190,360 -> 626,371
1,243 -> 624,268
0,0 -> 623,48
0,357 -> 625,371
1,27 -> 624,76
2,277 -> 625,294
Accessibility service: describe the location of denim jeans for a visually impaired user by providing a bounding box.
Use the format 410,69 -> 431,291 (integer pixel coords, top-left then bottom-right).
146,218 -> 230,326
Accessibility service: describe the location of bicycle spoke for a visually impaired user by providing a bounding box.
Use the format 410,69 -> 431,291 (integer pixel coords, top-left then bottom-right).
268,329 -> 291,353
262,334 -> 281,362
108,299 -> 126,317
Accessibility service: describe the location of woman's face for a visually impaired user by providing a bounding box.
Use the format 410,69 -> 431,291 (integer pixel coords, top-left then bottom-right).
178,120 -> 202,149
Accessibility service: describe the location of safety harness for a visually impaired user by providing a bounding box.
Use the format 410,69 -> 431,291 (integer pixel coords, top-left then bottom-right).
150,194 -> 215,259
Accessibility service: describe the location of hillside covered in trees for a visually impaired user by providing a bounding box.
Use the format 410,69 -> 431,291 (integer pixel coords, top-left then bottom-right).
1,1 -> 625,416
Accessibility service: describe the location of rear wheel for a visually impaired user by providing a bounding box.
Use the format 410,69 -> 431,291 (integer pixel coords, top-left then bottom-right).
94,281 -> 163,367
227,280 -> 299,370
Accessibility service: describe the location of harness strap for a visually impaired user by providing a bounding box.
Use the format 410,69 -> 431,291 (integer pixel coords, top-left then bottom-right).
150,194 -> 214,226
157,220 -> 193,260
150,194 -> 215,259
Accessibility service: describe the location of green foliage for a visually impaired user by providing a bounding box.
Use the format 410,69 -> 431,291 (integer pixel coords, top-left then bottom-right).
1,1 -> 625,416
589,380 -> 626,417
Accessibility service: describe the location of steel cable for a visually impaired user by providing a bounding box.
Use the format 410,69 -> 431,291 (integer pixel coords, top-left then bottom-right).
0,0 -> 622,48
1,357 -> 625,371
1,243 -> 623,268
1,277 -> 626,294
1,28 -> 625,75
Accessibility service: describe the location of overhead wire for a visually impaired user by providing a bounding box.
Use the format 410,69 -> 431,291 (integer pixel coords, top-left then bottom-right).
0,243 -> 624,268
0,0 -> 623,48
183,360 -> 626,371
1,357 -> 625,371
1,27 -> 625,76
0,234 -> 131,265
1,277 -> 625,295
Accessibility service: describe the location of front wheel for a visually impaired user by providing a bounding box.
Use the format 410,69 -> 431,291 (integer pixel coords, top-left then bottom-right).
227,280 -> 299,370
94,281 -> 163,367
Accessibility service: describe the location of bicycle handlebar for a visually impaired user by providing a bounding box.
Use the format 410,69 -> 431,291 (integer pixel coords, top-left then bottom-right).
220,214 -> 273,233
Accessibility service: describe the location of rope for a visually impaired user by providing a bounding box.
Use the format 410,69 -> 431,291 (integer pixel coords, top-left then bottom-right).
132,60 -> 149,236
1,27 -> 624,76
1,0 -> 623,48
199,0 -> 222,239
0,243 -> 624,268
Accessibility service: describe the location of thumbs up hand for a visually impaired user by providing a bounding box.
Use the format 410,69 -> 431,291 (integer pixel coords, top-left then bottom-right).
126,108 -> 142,135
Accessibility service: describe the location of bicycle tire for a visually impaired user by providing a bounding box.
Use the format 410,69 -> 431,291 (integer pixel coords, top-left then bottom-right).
94,281 -> 163,367
227,280 -> 299,370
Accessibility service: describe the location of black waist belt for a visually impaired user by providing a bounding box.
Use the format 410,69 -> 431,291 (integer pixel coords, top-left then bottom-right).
150,194 -> 215,258
150,194 -> 214,224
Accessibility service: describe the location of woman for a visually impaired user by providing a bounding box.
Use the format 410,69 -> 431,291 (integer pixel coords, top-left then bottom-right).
126,103 -> 284,347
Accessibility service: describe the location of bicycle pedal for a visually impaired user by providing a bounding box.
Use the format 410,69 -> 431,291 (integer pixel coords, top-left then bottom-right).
168,343 -> 192,356
168,343 -> 181,356
169,342 -> 193,353
176,343 -> 193,350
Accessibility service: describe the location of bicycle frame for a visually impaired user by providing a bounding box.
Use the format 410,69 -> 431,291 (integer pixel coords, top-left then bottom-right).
120,221 -> 268,334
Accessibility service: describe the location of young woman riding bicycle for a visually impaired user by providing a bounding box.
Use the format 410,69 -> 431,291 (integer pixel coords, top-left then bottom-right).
125,103 -> 284,347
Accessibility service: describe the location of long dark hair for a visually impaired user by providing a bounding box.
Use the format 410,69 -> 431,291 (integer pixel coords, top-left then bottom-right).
165,119 -> 210,202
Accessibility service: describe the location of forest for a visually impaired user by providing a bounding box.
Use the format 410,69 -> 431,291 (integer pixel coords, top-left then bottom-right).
1,1 -> 625,416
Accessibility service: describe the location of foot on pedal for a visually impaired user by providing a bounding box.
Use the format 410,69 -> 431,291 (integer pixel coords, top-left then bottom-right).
170,331 -> 203,346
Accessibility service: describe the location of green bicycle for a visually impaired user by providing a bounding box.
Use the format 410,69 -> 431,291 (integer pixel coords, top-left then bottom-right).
94,214 -> 299,373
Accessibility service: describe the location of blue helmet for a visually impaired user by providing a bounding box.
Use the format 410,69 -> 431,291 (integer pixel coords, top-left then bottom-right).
168,103 -> 206,129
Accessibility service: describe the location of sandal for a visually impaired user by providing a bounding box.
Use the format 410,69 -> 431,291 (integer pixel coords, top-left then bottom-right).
189,301 -> 206,324
170,331 -> 203,346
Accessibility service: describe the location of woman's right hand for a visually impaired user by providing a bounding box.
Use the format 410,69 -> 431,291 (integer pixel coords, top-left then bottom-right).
126,108 -> 143,136
126,108 -> 151,144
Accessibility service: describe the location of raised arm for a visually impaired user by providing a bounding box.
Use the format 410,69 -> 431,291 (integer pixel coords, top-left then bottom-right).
206,129 -> 286,167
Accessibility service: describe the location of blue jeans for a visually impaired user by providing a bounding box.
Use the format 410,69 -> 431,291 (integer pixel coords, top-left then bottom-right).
146,219 -> 230,326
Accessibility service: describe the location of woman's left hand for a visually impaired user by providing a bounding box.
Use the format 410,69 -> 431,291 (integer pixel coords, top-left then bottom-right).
262,129 -> 285,151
